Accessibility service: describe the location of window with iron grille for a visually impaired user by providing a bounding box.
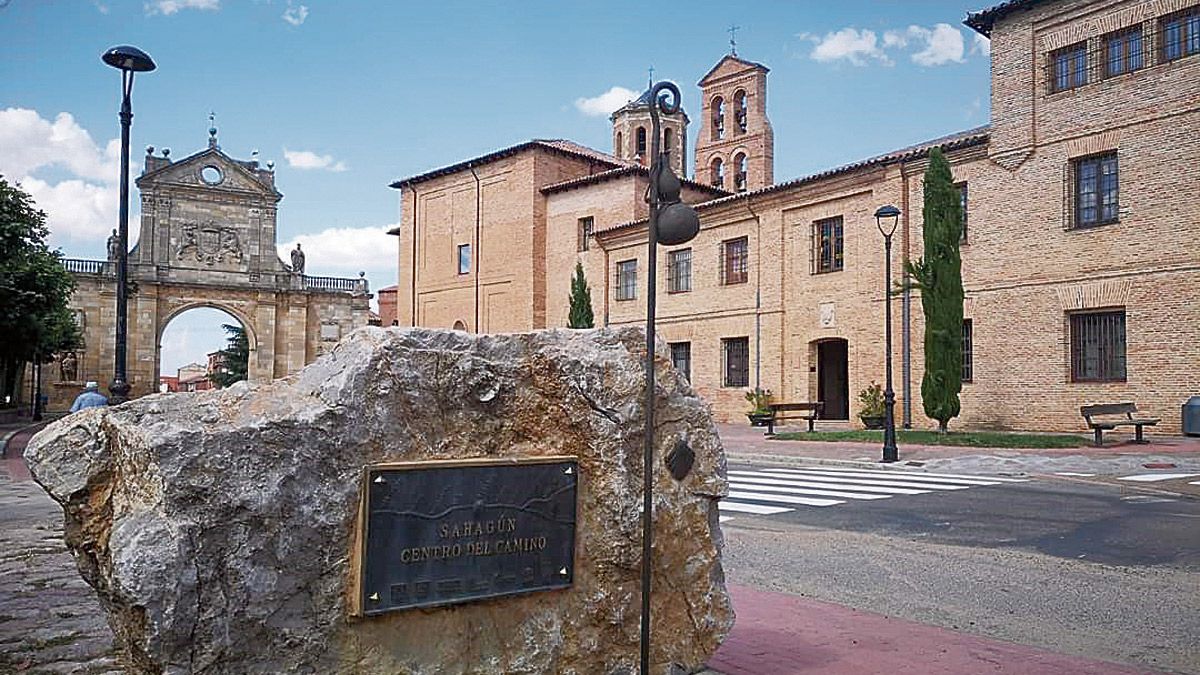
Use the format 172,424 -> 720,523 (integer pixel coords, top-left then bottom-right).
457,243 -> 471,275
1161,7 -> 1200,62
667,248 -> 692,293
722,337 -> 749,387
962,319 -> 974,383
1105,26 -> 1144,77
1070,310 -> 1126,382
615,260 -> 637,301
1049,42 -> 1088,92
670,342 -> 691,382
636,127 -> 647,157
957,182 -> 969,243
577,216 -> 594,252
812,216 -> 844,274
721,237 -> 748,285
1072,152 -> 1119,228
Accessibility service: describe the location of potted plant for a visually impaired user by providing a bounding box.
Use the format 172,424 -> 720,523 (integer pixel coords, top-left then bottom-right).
745,387 -> 773,426
857,382 -> 886,430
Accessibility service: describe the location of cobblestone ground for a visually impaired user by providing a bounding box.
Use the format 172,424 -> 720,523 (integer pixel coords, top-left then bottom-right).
0,469 -> 122,675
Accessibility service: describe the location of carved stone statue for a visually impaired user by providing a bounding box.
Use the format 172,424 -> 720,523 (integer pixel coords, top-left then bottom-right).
59,351 -> 78,382
290,243 -> 305,275
107,229 -> 120,261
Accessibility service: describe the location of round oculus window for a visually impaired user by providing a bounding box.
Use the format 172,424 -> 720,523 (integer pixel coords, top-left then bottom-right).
200,165 -> 223,185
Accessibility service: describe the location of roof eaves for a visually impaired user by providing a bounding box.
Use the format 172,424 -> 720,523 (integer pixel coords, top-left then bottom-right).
390,139 -> 626,189
599,126 -> 990,233
964,0 -> 1045,36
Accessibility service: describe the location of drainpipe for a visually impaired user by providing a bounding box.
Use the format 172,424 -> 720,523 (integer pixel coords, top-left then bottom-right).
901,166 -> 912,428
469,163 -> 481,332
408,184 -> 419,327
744,195 -> 762,391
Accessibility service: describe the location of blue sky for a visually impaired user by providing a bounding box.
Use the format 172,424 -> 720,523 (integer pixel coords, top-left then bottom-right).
1,0 -> 993,372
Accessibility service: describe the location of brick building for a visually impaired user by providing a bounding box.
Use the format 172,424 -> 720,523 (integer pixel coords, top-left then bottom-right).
390,0 -> 1200,433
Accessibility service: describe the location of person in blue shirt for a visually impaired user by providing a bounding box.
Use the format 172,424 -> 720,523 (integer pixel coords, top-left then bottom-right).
69,382 -> 108,412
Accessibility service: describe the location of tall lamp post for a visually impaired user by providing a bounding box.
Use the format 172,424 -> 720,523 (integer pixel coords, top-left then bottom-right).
875,205 -> 901,463
101,45 -> 156,405
640,80 -> 700,674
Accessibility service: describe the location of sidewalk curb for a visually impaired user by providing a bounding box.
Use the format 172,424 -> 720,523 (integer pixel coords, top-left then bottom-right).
0,421 -> 47,459
724,450 -> 929,472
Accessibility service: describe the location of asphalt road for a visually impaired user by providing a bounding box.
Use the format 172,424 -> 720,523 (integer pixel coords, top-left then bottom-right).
720,463 -> 1200,674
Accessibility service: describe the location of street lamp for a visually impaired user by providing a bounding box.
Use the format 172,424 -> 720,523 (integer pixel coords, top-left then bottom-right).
101,45 -> 156,405
875,205 -> 901,463
640,80 -> 700,675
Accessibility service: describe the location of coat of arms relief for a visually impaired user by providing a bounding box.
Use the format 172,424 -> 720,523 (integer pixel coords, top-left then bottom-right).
176,221 -> 244,265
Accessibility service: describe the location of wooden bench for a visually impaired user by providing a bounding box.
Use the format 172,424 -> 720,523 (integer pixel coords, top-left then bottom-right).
1080,402 -> 1160,447
765,402 -> 823,436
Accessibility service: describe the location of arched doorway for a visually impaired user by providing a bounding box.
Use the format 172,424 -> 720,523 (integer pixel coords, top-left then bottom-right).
812,338 -> 849,420
158,305 -> 254,392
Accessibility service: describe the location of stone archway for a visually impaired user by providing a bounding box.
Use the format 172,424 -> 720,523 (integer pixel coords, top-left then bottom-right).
156,303 -> 259,388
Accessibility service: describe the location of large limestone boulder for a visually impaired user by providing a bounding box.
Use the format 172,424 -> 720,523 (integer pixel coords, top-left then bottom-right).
26,327 -> 733,674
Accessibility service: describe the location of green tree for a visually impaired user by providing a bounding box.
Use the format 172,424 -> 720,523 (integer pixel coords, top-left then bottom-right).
567,262 -> 594,328
208,324 -> 249,388
903,148 -> 964,432
0,176 -> 81,407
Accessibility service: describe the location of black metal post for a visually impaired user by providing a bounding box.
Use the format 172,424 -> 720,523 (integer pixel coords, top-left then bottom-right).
109,70 -> 134,405
882,232 -> 898,462
32,359 -> 43,421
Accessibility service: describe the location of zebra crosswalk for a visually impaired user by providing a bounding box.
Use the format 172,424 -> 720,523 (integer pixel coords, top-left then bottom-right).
718,465 -> 1029,522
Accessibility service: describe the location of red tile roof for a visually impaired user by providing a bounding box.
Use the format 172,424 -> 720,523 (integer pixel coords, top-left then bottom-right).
539,165 -> 729,198
389,139 -> 631,189
597,125 -> 990,235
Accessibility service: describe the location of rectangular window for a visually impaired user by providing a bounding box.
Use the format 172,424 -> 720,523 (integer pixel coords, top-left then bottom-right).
577,216 -> 594,252
1070,310 -> 1126,382
722,337 -> 749,387
1050,42 -> 1088,92
721,237 -> 749,285
667,248 -> 692,293
615,259 -> 637,301
962,319 -> 974,383
670,342 -> 691,382
1105,27 -> 1144,77
1161,8 -> 1200,62
812,216 -> 844,274
457,243 -> 471,275
1073,152 -> 1119,228
957,182 -> 969,243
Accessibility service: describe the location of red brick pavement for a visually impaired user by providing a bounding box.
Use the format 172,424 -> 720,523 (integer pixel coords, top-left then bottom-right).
709,585 -> 1160,674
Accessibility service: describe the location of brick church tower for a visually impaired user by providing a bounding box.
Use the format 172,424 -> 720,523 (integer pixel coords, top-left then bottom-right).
611,82 -> 689,177
694,54 -> 773,192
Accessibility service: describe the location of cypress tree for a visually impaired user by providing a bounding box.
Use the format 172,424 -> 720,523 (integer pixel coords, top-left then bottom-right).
904,147 -> 963,432
567,262 -> 594,328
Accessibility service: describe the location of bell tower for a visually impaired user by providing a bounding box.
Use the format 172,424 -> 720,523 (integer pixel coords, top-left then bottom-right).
694,54 -> 773,192
610,77 -> 689,177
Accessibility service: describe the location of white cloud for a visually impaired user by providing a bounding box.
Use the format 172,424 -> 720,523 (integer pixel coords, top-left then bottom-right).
805,28 -> 890,66
0,108 -> 121,248
574,86 -> 639,117
283,148 -> 347,172
278,226 -> 398,291
282,2 -> 308,26
800,23 -> 970,67
908,24 -> 965,66
971,32 -> 991,57
145,0 -> 219,16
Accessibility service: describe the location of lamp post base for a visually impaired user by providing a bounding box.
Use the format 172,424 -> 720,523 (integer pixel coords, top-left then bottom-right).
109,378 -> 131,405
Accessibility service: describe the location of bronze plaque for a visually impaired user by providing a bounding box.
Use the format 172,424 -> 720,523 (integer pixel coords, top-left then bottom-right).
357,456 -> 577,615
